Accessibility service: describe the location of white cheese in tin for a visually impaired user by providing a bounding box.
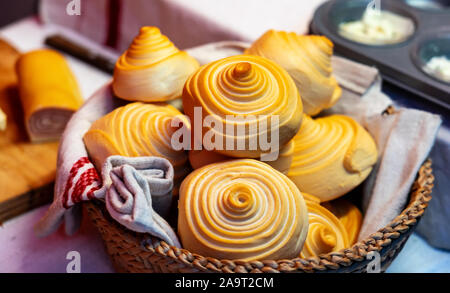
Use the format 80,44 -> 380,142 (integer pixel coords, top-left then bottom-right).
339,8 -> 415,46
424,56 -> 450,83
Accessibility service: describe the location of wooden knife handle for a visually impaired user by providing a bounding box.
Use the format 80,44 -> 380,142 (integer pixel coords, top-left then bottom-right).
45,35 -> 115,74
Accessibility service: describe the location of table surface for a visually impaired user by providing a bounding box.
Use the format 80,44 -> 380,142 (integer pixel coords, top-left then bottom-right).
1,203 -> 449,273
0,17 -> 449,273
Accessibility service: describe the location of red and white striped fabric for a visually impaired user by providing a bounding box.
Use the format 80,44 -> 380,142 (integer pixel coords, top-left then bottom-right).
62,157 -> 101,209
35,84 -> 124,237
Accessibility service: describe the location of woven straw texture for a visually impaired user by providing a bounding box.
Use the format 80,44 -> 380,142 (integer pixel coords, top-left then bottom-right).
85,160 -> 433,273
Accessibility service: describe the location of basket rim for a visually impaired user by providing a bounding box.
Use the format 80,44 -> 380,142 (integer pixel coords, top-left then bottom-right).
86,159 -> 434,273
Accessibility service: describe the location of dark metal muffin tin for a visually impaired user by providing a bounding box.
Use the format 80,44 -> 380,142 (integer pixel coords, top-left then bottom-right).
311,0 -> 450,109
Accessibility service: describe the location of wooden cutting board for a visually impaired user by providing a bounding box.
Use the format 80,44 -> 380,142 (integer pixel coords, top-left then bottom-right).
0,39 -> 58,223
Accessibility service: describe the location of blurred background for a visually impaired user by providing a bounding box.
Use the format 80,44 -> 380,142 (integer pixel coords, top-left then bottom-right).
0,0 -> 38,28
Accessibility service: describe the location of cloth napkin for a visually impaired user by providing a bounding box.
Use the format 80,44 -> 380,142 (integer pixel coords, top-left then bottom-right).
36,41 -> 441,247
102,156 -> 180,247
356,109 -> 441,240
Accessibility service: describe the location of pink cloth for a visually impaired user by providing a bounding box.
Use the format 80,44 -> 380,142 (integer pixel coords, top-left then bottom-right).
0,204 -> 114,273
40,0 -> 326,51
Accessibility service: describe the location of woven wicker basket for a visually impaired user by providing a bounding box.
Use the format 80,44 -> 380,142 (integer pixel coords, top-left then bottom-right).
84,159 -> 434,273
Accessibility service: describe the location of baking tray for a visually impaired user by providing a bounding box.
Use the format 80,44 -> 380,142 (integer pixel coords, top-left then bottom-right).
311,0 -> 450,109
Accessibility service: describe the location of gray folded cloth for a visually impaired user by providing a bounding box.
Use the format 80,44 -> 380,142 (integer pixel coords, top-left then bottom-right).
102,156 -> 180,247
36,153 -> 181,247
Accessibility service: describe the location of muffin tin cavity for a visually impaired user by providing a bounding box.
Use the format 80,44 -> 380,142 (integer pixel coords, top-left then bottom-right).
312,0 -> 450,109
404,0 -> 450,11
326,0 -> 417,46
413,32 -> 450,84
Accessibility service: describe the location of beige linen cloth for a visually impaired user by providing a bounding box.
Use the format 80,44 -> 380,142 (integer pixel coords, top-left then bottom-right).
36,41 -> 441,246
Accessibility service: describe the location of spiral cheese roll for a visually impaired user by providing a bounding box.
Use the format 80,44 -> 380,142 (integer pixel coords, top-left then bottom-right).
188,149 -> 230,170
288,115 -> 378,202
300,201 -> 349,258
246,30 -> 342,116
322,199 -> 363,245
83,102 -> 190,191
302,193 -> 321,204
0,107 -> 6,131
178,159 -> 309,261
16,49 -> 83,142
113,27 -> 199,102
188,140 -> 294,174
182,55 -> 303,158
267,139 -> 294,174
